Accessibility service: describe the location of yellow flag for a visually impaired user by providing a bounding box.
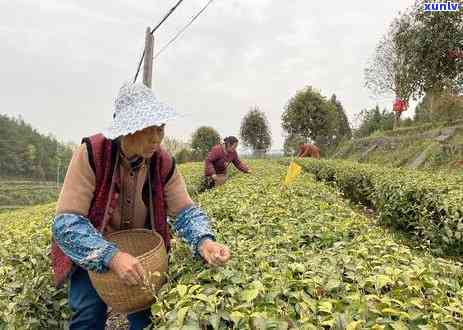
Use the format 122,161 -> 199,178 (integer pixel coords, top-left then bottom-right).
284,161 -> 302,186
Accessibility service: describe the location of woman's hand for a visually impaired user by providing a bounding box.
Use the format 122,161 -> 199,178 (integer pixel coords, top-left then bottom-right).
212,174 -> 226,186
199,239 -> 231,266
108,251 -> 146,286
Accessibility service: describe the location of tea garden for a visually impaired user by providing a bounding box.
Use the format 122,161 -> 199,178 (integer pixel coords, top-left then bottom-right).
1,160 -> 462,329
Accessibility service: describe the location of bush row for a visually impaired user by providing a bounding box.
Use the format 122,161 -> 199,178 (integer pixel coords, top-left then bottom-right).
150,160 -> 463,328
0,162 -> 205,329
294,158 -> 463,256
0,204 -> 70,329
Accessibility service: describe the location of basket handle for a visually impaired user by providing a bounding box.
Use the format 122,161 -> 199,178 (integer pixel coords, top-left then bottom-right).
147,159 -> 155,228
101,151 -> 120,231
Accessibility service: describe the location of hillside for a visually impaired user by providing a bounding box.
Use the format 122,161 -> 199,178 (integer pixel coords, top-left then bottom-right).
0,180 -> 60,213
0,114 -> 74,181
332,122 -> 463,172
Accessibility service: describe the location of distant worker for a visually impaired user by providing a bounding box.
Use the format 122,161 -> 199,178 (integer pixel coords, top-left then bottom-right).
298,142 -> 320,159
202,136 -> 250,190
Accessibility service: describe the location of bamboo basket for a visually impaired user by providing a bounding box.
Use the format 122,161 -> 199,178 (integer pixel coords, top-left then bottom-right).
88,229 -> 168,314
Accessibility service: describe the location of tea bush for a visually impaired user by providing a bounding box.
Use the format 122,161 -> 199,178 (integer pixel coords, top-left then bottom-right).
2,160 -> 463,329
149,160 -> 463,329
0,181 -> 59,212
0,204 -> 69,329
0,163 -> 204,329
295,159 -> 463,256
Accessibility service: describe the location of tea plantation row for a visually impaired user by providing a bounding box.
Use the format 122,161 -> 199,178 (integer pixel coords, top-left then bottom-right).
0,161 -> 462,329
293,159 -> 463,257
148,161 -> 463,329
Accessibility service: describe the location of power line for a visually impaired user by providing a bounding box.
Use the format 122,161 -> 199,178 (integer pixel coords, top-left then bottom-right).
133,0 -> 185,83
150,0 -> 185,35
133,49 -> 146,84
154,0 -> 216,59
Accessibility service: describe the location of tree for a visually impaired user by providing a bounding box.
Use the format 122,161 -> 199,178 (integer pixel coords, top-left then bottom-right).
415,90 -> 463,124
283,134 -> 305,156
175,148 -> 201,164
0,114 -> 74,180
162,136 -> 188,156
414,93 -> 433,123
367,0 -> 463,123
240,107 -> 272,155
364,13 -> 419,128
407,0 -> 463,97
281,86 -> 338,152
354,106 -> 394,138
432,90 -> 463,123
330,94 -> 352,141
191,126 -> 221,159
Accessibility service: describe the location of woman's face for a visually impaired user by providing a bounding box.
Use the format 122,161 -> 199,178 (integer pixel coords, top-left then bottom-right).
225,142 -> 238,153
122,124 -> 165,158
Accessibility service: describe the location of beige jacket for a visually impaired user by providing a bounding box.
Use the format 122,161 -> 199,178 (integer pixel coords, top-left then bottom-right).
56,144 -> 193,234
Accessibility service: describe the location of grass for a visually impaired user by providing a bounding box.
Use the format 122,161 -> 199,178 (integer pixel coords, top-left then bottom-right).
334,123 -> 463,172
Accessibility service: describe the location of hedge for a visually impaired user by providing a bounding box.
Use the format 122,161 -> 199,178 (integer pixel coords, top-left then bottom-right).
294,159 -> 463,256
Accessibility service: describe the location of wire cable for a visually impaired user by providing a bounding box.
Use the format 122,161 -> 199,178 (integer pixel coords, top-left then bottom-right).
154,0 -> 216,59
133,0 -> 185,83
150,0 -> 185,35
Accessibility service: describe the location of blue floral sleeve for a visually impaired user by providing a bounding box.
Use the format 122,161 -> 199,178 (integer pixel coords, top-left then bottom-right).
52,205 -> 215,270
174,205 -> 215,257
52,213 -> 118,273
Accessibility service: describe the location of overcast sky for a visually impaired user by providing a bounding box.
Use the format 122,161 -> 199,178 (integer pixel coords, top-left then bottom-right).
0,0 -> 418,150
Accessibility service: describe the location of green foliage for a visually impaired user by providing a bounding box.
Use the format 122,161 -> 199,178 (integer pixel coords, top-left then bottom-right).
0,181 -> 59,210
175,149 -> 190,164
330,94 -> 352,140
0,163 -> 204,328
406,0 -> 463,96
150,160 -> 463,328
380,123 -> 435,137
283,134 -> 305,156
295,159 -> 463,256
354,106 -> 394,138
191,127 -> 221,159
414,94 -> 433,123
281,86 -> 338,152
239,107 -> 272,155
175,149 -> 202,165
333,123 -> 463,172
3,161 -> 463,328
365,0 -> 463,103
414,92 -> 463,124
364,16 -> 418,103
432,92 -> 463,123
0,204 -> 69,329
0,114 -> 74,181
177,162 -> 204,197
162,136 -> 189,156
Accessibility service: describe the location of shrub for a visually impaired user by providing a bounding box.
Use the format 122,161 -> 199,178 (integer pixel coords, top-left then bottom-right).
296,159 -> 463,255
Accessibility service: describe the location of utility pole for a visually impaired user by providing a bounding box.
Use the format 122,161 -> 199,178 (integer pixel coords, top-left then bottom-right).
143,27 -> 154,88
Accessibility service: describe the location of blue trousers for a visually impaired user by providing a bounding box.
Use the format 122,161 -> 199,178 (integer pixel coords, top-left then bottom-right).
68,267 -> 152,330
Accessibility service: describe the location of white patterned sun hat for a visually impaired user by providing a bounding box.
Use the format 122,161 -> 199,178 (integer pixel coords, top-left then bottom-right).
103,82 -> 180,139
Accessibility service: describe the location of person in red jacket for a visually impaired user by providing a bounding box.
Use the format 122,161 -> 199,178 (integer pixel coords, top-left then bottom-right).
202,136 -> 250,190
298,142 -> 320,159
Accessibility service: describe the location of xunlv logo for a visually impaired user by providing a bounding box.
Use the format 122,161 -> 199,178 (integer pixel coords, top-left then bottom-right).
423,2 -> 461,11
